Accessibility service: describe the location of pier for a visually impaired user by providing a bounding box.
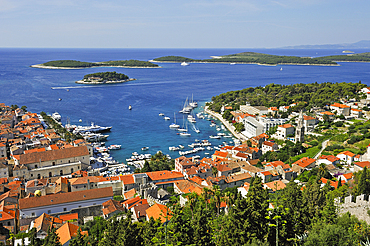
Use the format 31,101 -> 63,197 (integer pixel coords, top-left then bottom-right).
204,106 -> 248,142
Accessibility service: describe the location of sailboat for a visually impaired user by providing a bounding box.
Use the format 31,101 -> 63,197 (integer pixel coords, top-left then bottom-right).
280,67 -> 283,71
189,94 -> 198,108
177,116 -> 187,132
179,97 -> 192,114
169,113 -> 180,129
180,122 -> 191,136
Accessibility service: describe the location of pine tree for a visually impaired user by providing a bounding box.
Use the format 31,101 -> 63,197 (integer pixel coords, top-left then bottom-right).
69,228 -> 87,246
43,226 -> 62,246
358,166 -> 370,196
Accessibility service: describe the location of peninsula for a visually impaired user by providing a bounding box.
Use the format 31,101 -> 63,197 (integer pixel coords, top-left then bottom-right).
75,71 -> 136,84
31,59 -> 159,69
152,52 -> 370,66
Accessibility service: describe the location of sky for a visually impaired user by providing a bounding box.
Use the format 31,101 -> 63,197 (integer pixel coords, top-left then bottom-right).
1,0 -> 370,48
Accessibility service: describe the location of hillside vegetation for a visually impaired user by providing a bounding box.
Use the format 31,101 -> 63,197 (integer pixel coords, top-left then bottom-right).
153,52 -> 370,65
209,82 -> 366,113
40,59 -> 159,68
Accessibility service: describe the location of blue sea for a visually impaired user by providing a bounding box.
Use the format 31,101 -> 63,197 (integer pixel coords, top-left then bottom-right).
1,48 -> 370,163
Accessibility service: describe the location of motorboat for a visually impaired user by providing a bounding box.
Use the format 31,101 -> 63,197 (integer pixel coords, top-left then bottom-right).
209,135 -> 221,139
52,112 -> 61,121
108,145 -> 121,150
141,147 -> 149,151
159,113 -> 164,116
164,116 -> 170,120
181,62 -> 189,66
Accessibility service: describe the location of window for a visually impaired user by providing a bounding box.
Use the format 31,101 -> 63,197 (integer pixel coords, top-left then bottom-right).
60,170 -> 63,176
35,165 -> 38,168
71,168 -> 74,173
64,208 -> 67,211
7,222 -> 10,226
52,162 -> 55,166
49,172 -> 52,177
32,213 -> 35,216
48,210 -> 51,214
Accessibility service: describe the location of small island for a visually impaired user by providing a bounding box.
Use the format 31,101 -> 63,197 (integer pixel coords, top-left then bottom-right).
75,71 -> 136,84
152,52 -> 370,66
31,59 -> 160,69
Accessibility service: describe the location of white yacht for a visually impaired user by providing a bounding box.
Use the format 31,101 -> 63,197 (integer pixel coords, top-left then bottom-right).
51,112 -> 61,121
181,62 -> 189,66
164,116 -> 170,120
169,113 -> 180,128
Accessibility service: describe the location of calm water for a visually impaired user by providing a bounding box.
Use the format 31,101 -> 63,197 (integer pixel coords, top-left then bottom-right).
1,48 -> 370,162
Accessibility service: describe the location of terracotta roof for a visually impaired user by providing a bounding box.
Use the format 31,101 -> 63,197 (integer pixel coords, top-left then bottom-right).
102,199 -> 124,216
351,108 -> 362,112
260,171 -> 272,176
279,124 -> 294,129
319,155 -> 340,163
263,141 -> 276,147
19,187 -> 113,209
319,111 -> 335,116
19,145 -> 89,165
266,161 -> 285,167
337,151 -> 356,157
225,173 -> 252,183
131,203 -> 150,219
292,157 -> 316,168
303,115 -> 316,121
264,180 -> 286,191
146,203 -> 172,223
212,151 -> 228,158
59,213 -> 78,222
354,161 -> 370,169
123,188 -> 137,199
146,170 -> 184,182
331,102 -> 350,108
119,174 -> 135,185
341,173 -> 354,180
56,222 -> 88,245
32,213 -> 63,233
0,210 -> 15,222
174,180 -> 203,195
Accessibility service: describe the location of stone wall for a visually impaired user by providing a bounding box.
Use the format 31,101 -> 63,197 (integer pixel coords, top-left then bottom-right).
337,194 -> 370,224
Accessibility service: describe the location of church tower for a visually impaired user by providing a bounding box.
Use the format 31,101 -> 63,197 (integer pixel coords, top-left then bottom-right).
295,110 -> 305,143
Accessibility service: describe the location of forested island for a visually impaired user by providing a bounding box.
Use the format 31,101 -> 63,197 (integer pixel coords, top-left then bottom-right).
152,52 -> 370,66
75,71 -> 135,84
31,59 -> 159,69
209,82 -> 366,113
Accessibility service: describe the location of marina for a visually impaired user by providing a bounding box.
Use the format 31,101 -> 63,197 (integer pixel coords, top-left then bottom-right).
1,48 -> 370,164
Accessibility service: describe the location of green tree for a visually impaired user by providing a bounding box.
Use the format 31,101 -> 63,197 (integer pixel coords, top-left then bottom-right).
43,226 -> 62,246
69,228 -> 88,246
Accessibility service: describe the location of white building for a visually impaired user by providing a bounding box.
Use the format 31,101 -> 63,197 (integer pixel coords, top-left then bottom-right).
242,116 -> 288,138
19,187 -> 113,219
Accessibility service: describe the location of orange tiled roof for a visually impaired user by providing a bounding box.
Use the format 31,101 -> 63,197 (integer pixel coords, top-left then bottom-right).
264,180 -> 286,191
102,199 -> 124,216
119,174 -> 135,185
175,180 -> 203,195
59,213 -> 78,222
292,157 -> 316,168
19,187 -> 113,209
32,213 -> 63,233
19,146 -> 89,165
56,222 -> 88,245
263,141 -> 276,147
337,151 -> 356,157
354,161 -> 370,169
319,155 -> 340,162
123,188 -> 137,199
146,170 -> 183,181
146,203 -> 172,223
303,115 -> 316,120
213,151 -> 228,158
320,111 -> 335,116
279,124 -> 294,128
331,102 -> 350,108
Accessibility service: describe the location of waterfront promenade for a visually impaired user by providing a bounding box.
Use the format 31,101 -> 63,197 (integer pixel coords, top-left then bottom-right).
204,106 -> 248,142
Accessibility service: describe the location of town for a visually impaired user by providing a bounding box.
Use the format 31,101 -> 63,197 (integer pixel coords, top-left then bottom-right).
1,82 -> 370,245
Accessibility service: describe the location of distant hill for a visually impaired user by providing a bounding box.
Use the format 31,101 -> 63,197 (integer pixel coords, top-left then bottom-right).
282,40 -> 370,49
